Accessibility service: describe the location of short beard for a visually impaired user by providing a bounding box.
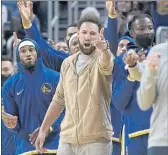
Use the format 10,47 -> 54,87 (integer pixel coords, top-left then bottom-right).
78,42 -> 95,55
20,61 -> 37,72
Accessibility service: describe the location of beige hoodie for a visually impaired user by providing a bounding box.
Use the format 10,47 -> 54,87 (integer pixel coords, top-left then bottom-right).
51,50 -> 114,144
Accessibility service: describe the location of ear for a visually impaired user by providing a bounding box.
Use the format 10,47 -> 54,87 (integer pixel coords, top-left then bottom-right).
129,30 -> 135,38
77,30 -> 80,38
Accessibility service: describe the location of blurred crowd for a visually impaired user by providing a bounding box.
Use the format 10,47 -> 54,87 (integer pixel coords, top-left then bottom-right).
2,1 -> 168,59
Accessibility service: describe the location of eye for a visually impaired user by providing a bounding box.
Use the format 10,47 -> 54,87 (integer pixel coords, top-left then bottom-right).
64,47 -> 68,51
139,27 -> 145,31
90,32 -> 96,36
82,31 -> 87,34
20,49 -> 26,53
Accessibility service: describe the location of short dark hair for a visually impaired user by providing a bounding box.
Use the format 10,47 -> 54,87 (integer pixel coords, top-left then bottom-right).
1,56 -> 13,63
128,14 -> 153,32
67,23 -> 77,29
77,14 -> 103,31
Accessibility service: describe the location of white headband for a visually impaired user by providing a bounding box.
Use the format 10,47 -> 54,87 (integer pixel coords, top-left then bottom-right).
69,33 -> 78,47
18,41 -> 35,50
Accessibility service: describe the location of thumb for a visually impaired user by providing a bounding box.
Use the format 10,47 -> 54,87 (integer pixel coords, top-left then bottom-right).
13,116 -> 18,120
13,32 -> 18,43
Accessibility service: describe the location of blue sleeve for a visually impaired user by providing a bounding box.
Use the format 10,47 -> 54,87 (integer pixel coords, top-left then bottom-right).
2,85 -> 30,142
105,17 -> 118,56
112,57 -> 134,111
24,19 -> 69,71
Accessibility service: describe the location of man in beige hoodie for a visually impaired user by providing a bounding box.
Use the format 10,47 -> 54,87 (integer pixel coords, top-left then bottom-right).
34,14 -> 115,155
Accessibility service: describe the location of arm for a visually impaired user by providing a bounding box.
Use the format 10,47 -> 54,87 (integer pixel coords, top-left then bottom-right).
112,58 -> 134,110
2,85 -> 30,141
50,108 -> 65,132
127,61 -> 145,81
105,17 -> 118,56
105,0 -> 118,56
28,19 -> 69,59
137,67 -> 157,111
98,49 -> 115,76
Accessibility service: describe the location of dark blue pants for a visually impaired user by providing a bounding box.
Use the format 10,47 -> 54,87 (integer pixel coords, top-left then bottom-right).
126,134 -> 148,155
148,147 -> 168,155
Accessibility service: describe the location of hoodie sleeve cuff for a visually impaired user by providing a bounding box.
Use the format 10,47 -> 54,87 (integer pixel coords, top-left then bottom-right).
23,23 -> 32,29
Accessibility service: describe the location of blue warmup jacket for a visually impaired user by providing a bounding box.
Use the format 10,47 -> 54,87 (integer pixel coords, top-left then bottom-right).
24,18 -> 69,71
105,16 -> 121,155
112,53 -> 152,155
2,38 -> 65,154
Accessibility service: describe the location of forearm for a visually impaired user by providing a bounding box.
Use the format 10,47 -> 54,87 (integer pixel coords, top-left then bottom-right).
137,68 -> 157,110
112,79 -> 134,111
39,103 -> 64,135
105,17 -> 118,56
127,62 -> 144,81
98,49 -> 115,75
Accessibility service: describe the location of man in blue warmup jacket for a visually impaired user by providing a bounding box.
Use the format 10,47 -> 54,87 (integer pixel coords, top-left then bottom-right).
2,38 -> 65,155
112,14 -> 155,155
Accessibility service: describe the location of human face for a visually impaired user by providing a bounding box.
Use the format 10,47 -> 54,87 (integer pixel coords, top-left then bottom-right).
66,26 -> 78,43
19,45 -> 37,68
69,36 -> 79,55
132,17 -> 154,37
54,42 -> 68,52
117,39 -> 130,56
117,1 -> 132,13
1,61 -> 15,77
78,22 -> 101,55
131,17 -> 154,48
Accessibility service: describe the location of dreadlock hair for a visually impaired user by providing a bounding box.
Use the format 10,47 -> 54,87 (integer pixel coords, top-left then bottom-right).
128,14 -> 154,32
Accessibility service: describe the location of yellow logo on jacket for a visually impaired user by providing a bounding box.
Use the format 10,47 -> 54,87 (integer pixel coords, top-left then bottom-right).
41,83 -> 52,94
157,2 -> 168,15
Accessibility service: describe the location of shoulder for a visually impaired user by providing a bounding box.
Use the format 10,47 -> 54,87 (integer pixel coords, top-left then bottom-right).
2,72 -> 20,93
150,43 -> 168,53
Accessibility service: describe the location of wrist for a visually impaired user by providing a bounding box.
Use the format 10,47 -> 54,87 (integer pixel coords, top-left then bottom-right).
128,62 -> 137,68
23,22 -> 32,29
108,13 -> 117,19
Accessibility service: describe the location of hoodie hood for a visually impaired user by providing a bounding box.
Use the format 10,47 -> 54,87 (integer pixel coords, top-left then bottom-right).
118,36 -> 134,44
16,38 -> 43,74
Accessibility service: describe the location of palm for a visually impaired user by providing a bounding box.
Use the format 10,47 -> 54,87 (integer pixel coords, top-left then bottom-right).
106,0 -> 116,15
18,0 -> 33,22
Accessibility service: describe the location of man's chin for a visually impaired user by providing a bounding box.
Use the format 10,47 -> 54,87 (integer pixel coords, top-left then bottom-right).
24,63 -> 36,69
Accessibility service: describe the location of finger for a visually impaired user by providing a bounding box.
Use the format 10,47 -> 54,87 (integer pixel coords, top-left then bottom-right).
13,116 -> 18,120
100,28 -> 105,40
91,41 -> 96,47
30,1 -> 33,11
13,32 -> 18,43
29,129 -> 38,142
137,48 -> 144,54
31,134 -> 38,146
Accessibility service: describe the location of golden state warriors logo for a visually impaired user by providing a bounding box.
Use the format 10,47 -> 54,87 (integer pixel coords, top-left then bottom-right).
41,83 -> 52,94
157,2 -> 168,15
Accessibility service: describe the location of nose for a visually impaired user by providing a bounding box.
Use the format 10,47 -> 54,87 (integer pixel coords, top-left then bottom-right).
121,45 -> 127,51
25,50 -> 31,56
85,33 -> 91,40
